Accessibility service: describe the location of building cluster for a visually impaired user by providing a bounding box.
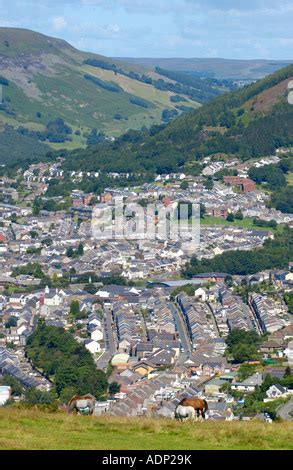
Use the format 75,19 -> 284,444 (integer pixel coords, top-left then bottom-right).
0,154 -> 292,420
249,293 -> 290,334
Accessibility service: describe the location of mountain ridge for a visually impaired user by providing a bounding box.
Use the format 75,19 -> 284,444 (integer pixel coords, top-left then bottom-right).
0,27 -> 205,156
61,64 -> 293,175
113,57 -> 293,80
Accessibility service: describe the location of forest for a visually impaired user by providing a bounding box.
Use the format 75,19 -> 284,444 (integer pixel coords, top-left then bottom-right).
182,227 -> 292,277
61,65 -> 293,175
25,320 -> 108,400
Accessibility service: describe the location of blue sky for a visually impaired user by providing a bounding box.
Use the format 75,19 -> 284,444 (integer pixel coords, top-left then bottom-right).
0,0 -> 292,59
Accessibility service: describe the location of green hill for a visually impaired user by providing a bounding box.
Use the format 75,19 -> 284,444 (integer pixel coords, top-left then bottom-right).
0,27 -> 236,160
62,64 -> 293,174
0,408 -> 292,450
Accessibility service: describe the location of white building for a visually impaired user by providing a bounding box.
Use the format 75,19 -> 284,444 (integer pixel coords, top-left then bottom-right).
91,328 -> 104,342
85,339 -> 101,354
0,386 -> 11,405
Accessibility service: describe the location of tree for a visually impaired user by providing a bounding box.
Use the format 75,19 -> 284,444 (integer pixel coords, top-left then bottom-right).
200,203 -> 206,219
10,213 -> 17,223
25,388 -> 57,406
5,316 -> 17,329
25,323 -> 108,398
70,300 -> 80,317
284,366 -> 292,378
0,374 -> 22,396
226,329 -> 260,349
84,283 -> 97,295
238,364 -> 257,381
66,247 -> 74,258
59,386 -> 77,405
224,275 -> 233,287
203,178 -> 214,190
235,210 -> 244,220
109,381 -> 120,395
232,343 -> 259,363
226,213 -> 235,222
180,181 -> 189,190
77,243 -> 84,257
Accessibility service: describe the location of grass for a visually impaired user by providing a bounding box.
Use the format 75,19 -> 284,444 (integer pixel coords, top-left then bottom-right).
0,409 -> 292,450
286,172 -> 293,186
200,216 -> 284,233
0,30 -> 200,147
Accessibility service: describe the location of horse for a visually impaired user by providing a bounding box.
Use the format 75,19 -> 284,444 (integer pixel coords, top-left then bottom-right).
67,394 -> 96,416
175,404 -> 197,422
179,397 -> 208,420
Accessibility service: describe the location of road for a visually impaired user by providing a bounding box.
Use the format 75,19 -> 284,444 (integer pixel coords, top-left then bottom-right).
246,303 -> 263,335
277,398 -> 293,421
206,301 -> 221,338
168,302 -> 192,364
95,309 -> 117,371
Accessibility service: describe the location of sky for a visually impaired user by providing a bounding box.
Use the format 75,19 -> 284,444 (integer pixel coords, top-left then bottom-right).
0,0 -> 292,59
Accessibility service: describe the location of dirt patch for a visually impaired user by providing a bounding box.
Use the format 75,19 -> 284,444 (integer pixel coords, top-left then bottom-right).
243,77 -> 292,112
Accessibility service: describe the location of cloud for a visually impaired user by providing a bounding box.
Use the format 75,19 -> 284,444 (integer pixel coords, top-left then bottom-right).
0,0 -> 292,59
70,22 -> 121,37
52,16 -> 67,30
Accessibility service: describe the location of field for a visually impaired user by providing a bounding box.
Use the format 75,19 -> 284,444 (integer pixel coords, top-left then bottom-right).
200,216 -> 284,233
286,172 -> 293,186
0,27 -> 200,151
0,409 -> 292,450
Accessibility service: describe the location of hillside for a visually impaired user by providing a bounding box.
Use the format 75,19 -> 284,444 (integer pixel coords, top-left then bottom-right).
0,408 -> 292,450
0,28 -> 235,161
61,64 -> 293,174
115,57 -> 293,81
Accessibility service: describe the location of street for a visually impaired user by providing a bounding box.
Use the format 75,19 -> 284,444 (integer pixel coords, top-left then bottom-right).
277,398 -> 293,421
168,301 -> 192,364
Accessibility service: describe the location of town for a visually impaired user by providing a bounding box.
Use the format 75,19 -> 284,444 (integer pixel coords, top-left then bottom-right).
0,150 -> 292,423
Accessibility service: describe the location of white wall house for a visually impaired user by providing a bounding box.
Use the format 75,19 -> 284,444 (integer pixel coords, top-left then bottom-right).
85,340 -> 101,354
0,386 -> 11,405
91,328 -> 103,342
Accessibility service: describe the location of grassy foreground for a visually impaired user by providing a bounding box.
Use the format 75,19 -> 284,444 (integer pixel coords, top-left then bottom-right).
0,409 -> 292,450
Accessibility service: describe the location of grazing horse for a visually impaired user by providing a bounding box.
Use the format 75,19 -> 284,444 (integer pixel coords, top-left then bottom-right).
175,404 -> 196,422
67,394 -> 96,416
179,397 -> 208,420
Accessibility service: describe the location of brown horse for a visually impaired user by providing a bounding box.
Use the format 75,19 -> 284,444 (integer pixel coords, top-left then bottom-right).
179,397 -> 208,420
67,394 -> 96,415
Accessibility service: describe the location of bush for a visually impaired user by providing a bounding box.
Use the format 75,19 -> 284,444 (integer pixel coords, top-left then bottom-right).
129,96 -> 149,108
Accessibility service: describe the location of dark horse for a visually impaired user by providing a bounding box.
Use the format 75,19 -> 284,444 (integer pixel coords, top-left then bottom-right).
179,397 -> 208,420
67,394 -> 96,415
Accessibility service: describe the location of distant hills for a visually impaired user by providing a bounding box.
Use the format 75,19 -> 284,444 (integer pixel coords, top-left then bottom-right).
61,64 -> 293,174
0,27 -> 237,162
0,28 -> 292,168
114,57 -> 293,81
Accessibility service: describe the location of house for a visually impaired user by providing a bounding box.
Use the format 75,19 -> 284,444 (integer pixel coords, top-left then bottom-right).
266,384 -> 287,399
0,385 -> 11,405
9,293 -> 26,306
204,379 -> 224,395
88,316 -> 102,329
43,291 -> 63,307
84,339 -> 101,354
118,339 -> 131,353
132,361 -> 156,377
111,353 -> 130,370
194,288 -> 207,302
231,373 -> 263,393
91,328 -> 103,342
260,340 -> 284,355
